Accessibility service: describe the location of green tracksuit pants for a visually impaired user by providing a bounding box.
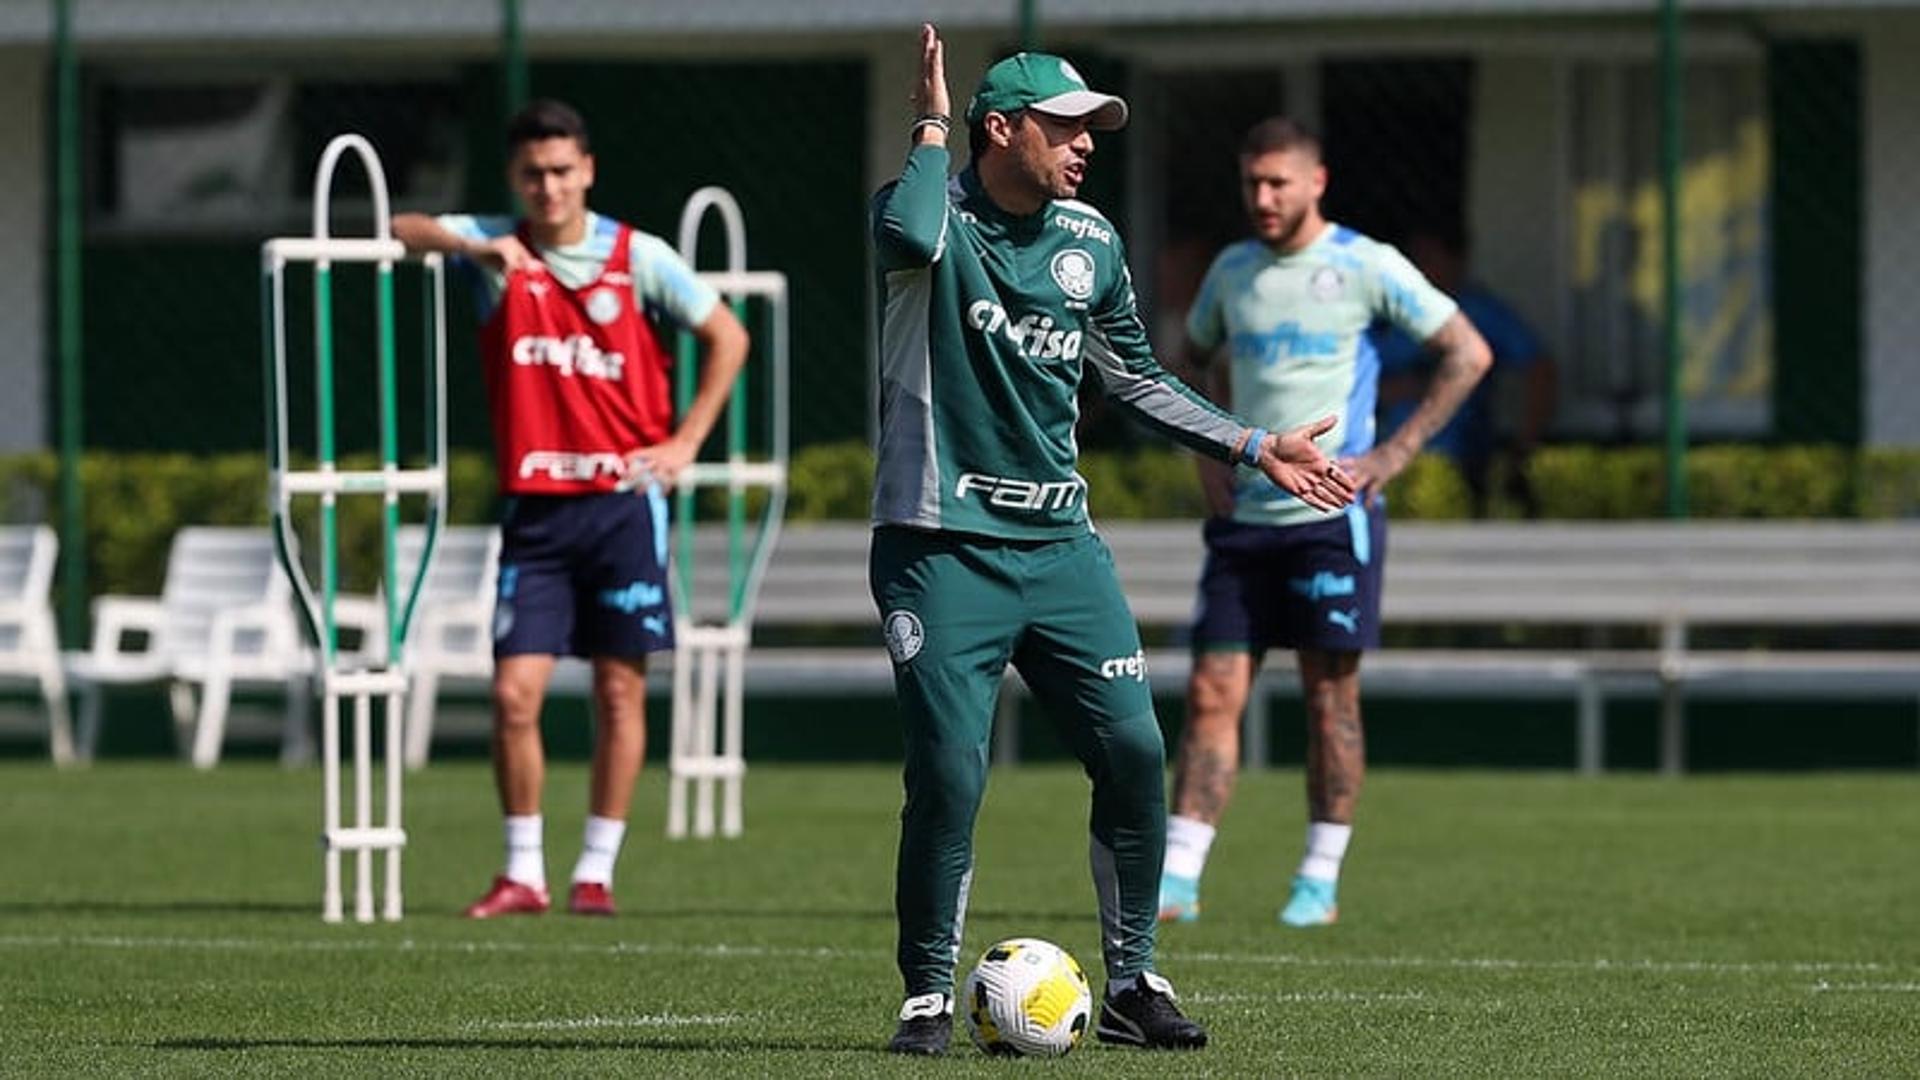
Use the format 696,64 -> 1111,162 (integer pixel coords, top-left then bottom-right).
870,525 -> 1166,997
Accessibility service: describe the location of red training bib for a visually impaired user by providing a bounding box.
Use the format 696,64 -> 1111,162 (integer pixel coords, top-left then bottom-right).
479,222 -> 675,494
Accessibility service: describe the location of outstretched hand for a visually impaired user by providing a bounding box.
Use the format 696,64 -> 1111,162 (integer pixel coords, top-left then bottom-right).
914,24 -> 950,125
1252,416 -> 1356,512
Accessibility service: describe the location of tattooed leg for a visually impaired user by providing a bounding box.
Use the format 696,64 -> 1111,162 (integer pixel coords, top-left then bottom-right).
1298,650 -> 1364,824
1171,651 -> 1255,826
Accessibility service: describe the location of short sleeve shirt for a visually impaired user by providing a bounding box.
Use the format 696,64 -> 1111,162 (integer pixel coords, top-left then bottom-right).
1187,224 -> 1456,526
439,212 -> 717,329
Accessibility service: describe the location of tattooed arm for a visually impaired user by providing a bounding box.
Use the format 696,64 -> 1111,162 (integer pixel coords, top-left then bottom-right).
1342,311 -> 1492,501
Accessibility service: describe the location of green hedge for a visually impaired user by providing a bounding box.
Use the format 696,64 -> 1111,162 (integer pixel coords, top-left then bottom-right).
1525,444 -> 1920,519
782,441 -> 1920,523
0,451 -> 501,599
1,443 -> 1914,601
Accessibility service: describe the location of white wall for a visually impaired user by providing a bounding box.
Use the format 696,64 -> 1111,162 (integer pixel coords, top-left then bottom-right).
1864,14 -> 1920,447
0,49 -> 46,452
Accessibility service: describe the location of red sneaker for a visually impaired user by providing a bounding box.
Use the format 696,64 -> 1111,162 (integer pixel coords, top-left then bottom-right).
463,876 -> 550,919
569,880 -> 616,917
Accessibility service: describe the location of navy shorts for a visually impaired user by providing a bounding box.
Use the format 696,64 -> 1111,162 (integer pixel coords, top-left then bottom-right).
493,490 -> 675,659
1189,503 -> 1387,655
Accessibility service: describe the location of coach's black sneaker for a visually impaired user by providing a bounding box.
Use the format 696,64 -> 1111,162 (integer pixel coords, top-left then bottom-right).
886,992 -> 953,1056
1095,972 -> 1208,1050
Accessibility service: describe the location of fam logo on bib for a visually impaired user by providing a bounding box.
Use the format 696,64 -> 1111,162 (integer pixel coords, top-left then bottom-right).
883,609 -> 925,664
585,286 -> 624,326
1050,249 -> 1096,302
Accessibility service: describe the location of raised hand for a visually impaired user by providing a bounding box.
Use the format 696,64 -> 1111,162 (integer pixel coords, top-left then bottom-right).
914,23 -> 950,135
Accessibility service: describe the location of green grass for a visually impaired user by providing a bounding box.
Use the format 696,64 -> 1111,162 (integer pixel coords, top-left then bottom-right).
4,762 -> 1920,1077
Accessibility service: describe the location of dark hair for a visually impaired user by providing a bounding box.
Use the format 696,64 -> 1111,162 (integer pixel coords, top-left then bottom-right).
506,99 -> 591,154
968,108 -> 1024,161
1240,116 -> 1320,161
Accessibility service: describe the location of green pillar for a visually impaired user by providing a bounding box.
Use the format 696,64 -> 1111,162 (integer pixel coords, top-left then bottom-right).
1659,0 -> 1687,518
500,0 -> 528,214
502,0 -> 528,114
52,0 -> 86,644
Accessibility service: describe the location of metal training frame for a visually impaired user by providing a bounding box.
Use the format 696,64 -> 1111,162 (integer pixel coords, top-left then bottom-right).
667,187 -> 789,839
262,135 -> 449,922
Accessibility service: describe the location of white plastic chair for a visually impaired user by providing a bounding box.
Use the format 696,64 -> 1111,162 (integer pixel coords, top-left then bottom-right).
67,527 -> 311,768
0,526 -> 75,764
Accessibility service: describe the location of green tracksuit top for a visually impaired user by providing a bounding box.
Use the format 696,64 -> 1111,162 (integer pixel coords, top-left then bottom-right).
871,144 -> 1253,541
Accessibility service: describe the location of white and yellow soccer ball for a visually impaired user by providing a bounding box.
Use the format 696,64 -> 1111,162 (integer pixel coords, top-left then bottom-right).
962,937 -> 1093,1057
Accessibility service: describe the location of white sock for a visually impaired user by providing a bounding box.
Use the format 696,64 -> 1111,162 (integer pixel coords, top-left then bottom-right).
1297,821 -> 1353,883
504,814 -> 546,889
1163,815 -> 1216,881
571,815 -> 627,886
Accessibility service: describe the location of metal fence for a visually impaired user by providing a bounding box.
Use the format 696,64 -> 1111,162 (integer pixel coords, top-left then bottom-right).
12,1 -> 1920,634
62,58 -> 866,457
36,6 -> 1918,451
1123,25 -> 1894,447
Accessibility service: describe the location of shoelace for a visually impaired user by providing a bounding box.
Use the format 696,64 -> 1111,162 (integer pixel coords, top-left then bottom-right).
1141,991 -> 1180,1017
1127,987 -> 1188,1026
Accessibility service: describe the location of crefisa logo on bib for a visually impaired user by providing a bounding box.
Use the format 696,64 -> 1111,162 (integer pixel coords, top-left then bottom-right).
884,609 -> 925,664
1050,249 -> 1096,302
585,286 -> 623,325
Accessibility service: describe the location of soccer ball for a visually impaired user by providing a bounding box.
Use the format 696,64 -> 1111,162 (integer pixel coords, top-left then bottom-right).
962,937 -> 1093,1057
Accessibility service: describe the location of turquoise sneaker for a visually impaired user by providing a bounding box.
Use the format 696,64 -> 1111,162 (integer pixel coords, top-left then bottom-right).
1278,875 -> 1339,927
1157,872 -> 1202,923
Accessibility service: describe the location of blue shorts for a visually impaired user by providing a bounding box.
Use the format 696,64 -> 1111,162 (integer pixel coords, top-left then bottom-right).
493,490 -> 675,659
1189,503 -> 1386,655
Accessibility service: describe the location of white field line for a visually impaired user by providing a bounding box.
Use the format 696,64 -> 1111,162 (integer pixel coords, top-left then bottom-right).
0,934 -> 1905,978
473,1013 -> 750,1031
1809,981 -> 1920,993
1188,990 -> 1429,1005
1170,950 -> 1899,977
0,934 -> 875,961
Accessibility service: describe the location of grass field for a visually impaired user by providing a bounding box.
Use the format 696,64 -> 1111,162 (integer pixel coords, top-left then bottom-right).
5,761 -> 1919,1077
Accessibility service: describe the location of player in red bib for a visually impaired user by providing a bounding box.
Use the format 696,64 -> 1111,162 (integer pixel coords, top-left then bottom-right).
395,100 -> 749,918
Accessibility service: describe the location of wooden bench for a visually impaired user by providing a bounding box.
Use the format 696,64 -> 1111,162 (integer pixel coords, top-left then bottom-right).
673,520 -> 1920,774
408,520 -> 1920,774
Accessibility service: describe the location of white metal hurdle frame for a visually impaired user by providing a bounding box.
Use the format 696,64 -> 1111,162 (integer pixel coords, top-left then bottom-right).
262,135 -> 448,922
666,188 -> 790,839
